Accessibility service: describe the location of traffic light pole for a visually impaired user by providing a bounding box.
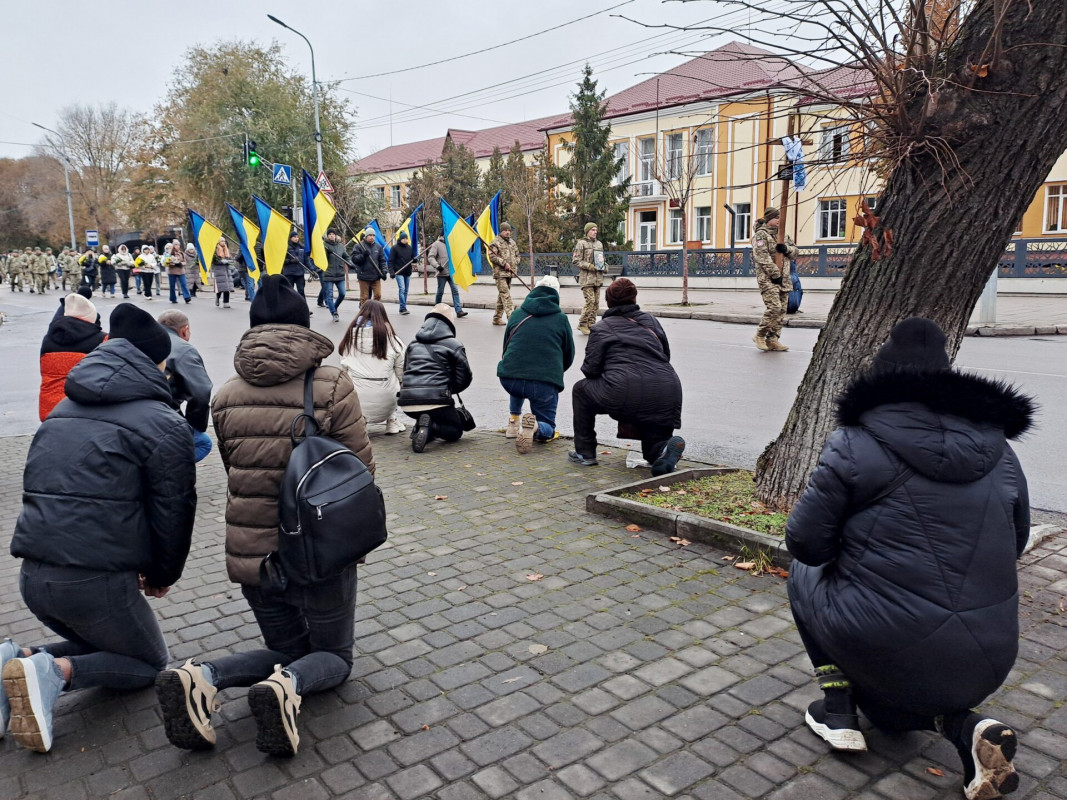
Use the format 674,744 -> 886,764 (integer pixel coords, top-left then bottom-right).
268,15 -> 323,176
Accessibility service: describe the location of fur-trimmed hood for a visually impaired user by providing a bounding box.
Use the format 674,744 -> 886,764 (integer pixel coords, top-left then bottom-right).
837,369 -> 1036,483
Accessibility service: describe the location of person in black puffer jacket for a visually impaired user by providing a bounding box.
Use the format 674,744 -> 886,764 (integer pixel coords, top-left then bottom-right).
570,278 -> 685,475
786,318 -> 1033,800
5,303 -> 195,753
397,304 -> 473,452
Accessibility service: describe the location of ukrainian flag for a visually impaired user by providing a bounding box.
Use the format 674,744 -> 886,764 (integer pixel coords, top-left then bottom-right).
394,204 -> 421,261
187,209 -> 224,284
441,199 -> 480,290
301,169 -> 336,270
464,213 -> 483,275
226,203 -> 261,282
358,219 -> 391,261
475,191 -> 501,244
253,195 -> 292,276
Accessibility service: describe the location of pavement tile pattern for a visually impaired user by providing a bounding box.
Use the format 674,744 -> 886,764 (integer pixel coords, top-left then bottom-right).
1,431 -> 1065,799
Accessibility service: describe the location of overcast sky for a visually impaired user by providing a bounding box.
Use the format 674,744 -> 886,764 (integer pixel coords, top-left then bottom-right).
0,0 -> 742,162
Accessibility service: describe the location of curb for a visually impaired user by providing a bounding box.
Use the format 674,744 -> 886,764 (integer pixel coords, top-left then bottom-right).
585,468 -> 792,568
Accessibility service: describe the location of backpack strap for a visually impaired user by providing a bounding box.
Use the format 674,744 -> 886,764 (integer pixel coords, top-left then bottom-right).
289,367 -> 321,445
851,437 -> 914,515
503,313 -> 533,351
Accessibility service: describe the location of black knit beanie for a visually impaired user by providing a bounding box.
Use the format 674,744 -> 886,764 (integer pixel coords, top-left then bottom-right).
872,317 -> 950,375
109,303 -> 172,364
76,286 -> 93,300
249,274 -> 311,328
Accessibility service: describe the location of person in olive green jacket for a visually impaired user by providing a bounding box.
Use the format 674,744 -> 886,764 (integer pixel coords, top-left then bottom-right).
572,222 -> 606,335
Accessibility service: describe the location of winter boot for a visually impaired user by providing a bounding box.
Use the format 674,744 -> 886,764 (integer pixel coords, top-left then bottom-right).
753,334 -> 770,351
411,414 -> 431,453
516,414 -> 537,455
505,415 -> 520,439
941,713 -> 1019,800
766,338 -> 789,352
804,665 -> 867,752
651,436 -> 686,477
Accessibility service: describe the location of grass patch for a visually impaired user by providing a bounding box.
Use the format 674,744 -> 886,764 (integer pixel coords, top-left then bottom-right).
622,471 -> 787,537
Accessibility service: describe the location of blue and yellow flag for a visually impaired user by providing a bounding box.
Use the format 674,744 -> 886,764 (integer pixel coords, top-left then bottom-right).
357,219 -> 391,261
253,195 -> 292,276
187,209 -> 224,284
441,199 -> 481,290
301,169 -> 336,270
464,213 -> 483,275
475,191 -> 501,245
226,203 -> 261,282
393,203 -> 422,262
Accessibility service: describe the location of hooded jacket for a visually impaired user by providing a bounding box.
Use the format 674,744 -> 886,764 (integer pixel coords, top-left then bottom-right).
787,369 -> 1034,716
497,286 -> 575,391
39,314 -> 107,420
577,304 -> 682,426
165,329 -> 212,432
13,339 -> 196,588
211,324 -> 374,585
389,240 -> 414,278
397,313 -> 473,407
322,239 -> 348,282
351,240 -> 388,282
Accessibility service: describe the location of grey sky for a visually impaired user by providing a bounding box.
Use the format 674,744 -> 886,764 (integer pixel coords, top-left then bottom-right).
0,0 -> 738,162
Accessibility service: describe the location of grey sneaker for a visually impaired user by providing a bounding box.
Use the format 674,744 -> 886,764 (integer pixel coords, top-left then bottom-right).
3,651 -> 65,752
248,665 -> 301,757
0,638 -> 22,737
567,451 -> 598,467
156,659 -> 220,750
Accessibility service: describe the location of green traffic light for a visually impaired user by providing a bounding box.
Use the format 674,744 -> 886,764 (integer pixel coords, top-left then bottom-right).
249,153 -> 260,167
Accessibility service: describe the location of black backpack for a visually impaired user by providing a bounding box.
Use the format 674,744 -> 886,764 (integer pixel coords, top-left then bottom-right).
275,368 -> 388,586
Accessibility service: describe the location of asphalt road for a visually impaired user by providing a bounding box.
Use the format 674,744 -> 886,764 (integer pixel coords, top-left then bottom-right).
2,286 -> 1063,511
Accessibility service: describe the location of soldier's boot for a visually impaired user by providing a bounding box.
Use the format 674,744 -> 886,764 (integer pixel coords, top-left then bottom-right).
753,334 -> 770,351
766,338 -> 789,352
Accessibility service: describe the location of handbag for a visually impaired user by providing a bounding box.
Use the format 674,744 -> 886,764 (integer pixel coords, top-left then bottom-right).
455,395 -> 476,431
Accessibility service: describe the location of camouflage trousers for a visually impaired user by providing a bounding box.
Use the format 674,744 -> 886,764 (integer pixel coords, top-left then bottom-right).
32,272 -> 49,293
493,276 -> 514,322
8,270 -> 21,291
757,285 -> 790,340
580,285 -> 601,329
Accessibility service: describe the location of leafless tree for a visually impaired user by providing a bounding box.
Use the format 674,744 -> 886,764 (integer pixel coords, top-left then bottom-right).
651,133 -> 705,305
503,143 -> 547,282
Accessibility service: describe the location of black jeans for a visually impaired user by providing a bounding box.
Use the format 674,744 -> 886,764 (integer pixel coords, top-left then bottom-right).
572,379 -> 673,462
142,272 -> 156,298
204,567 -> 357,695
287,274 -> 306,298
404,406 -> 465,443
117,270 -> 131,297
19,560 -> 169,690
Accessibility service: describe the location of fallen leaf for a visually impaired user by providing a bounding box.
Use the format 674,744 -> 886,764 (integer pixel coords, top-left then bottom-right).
526,573 -> 544,581
528,644 -> 548,655
434,495 -> 448,501
631,534 -> 641,538
457,586 -> 467,591
427,572 -> 437,576
464,464 -> 472,468
926,767 -> 945,777
625,524 -> 642,532
501,677 -> 522,684
722,556 -> 736,562
669,536 -> 692,546
601,451 -> 611,455
511,481 -> 524,486
476,472 -> 486,476
675,490 -> 688,495
422,724 -> 430,731
659,486 -> 671,493
767,566 -> 790,579
734,561 -> 756,570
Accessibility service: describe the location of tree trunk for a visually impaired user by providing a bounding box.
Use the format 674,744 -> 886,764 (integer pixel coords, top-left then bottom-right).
527,213 -> 535,283
681,209 -> 689,305
756,0 -> 1067,510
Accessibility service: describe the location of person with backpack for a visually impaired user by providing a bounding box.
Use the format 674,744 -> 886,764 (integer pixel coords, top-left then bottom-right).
155,274 -> 374,758
786,318 -> 1032,800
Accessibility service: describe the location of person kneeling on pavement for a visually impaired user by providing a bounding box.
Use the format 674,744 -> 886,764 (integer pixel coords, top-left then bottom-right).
398,303 -> 474,453
786,317 -> 1033,800
3,304 -> 195,753
569,278 -> 685,475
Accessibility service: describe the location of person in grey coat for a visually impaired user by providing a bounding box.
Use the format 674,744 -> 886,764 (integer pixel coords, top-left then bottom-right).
158,310 -> 214,462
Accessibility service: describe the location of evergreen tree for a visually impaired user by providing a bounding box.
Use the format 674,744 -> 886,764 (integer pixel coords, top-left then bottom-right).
555,64 -> 630,245
439,137 -> 482,218
484,146 -> 508,221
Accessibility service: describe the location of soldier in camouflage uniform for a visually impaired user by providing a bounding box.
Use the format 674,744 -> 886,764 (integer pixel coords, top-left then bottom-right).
572,222 -> 606,335
44,247 -> 58,289
30,246 -> 50,294
751,207 -> 798,352
489,222 -> 521,326
10,247 -> 31,292
62,247 -> 82,291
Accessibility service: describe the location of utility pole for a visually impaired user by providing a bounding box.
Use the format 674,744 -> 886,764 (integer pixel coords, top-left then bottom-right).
33,122 -> 77,250
268,14 -> 323,176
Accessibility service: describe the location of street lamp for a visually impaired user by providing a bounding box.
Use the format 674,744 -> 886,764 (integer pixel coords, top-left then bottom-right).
32,122 -> 77,251
268,14 -> 324,176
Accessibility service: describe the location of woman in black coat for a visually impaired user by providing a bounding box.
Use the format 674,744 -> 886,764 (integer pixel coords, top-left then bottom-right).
570,278 -> 684,475
787,318 -> 1033,800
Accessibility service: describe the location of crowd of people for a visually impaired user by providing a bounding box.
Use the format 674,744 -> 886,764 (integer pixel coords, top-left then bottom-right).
0,218 -> 1035,800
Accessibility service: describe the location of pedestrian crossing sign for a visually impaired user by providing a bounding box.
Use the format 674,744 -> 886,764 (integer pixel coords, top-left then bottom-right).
272,164 -> 293,186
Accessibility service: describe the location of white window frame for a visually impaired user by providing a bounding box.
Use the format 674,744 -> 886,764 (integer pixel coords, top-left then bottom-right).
694,128 -> 713,176
373,186 -> 386,203
666,133 -> 683,180
696,206 -> 712,242
818,125 -> 852,163
1044,184 -> 1067,233
818,198 -> 848,240
733,202 -> 752,244
636,137 -> 656,196
668,209 -> 684,244
637,210 -> 657,251
390,185 -> 402,209
612,141 -> 630,186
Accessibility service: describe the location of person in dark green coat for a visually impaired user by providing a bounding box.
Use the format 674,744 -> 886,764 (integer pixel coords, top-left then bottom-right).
497,275 -> 575,454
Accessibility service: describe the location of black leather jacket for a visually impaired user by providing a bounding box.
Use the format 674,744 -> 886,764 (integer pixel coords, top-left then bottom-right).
397,313 -> 473,407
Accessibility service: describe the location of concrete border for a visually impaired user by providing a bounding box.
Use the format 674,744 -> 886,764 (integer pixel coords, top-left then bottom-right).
585,468 -> 792,567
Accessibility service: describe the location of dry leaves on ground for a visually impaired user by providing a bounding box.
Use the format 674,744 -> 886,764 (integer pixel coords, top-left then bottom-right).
511,481 -> 524,486
926,768 -> 945,777
434,495 -> 448,501
528,644 -> 548,655
659,486 -> 671,493
427,572 -> 437,576
669,536 -> 692,547
625,524 -> 642,532
526,573 -> 544,582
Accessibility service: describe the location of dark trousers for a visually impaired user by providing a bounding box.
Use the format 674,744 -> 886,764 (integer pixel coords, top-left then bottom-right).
572,379 -> 674,462
288,274 -> 306,298
20,561 -> 169,691
435,275 -> 462,312
117,270 -> 131,297
404,406 -> 465,443
142,272 -> 156,298
204,567 -> 357,695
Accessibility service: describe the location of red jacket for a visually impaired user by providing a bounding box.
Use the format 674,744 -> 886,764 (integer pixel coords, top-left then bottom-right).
39,316 -> 106,420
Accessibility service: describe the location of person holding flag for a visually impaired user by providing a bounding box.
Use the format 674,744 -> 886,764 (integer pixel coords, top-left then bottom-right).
322,230 -> 348,322
389,231 -> 413,316
427,234 -> 466,319
489,223 -> 520,326
350,229 -> 388,306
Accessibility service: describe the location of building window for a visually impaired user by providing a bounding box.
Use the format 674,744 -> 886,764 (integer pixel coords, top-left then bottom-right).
638,210 -> 657,250
613,141 -> 629,186
373,186 -> 385,203
696,206 -> 711,242
818,199 -> 847,239
818,125 -> 851,163
666,133 -> 683,179
390,185 -> 402,208
668,209 -> 684,244
1045,184 -> 1067,232
733,202 -> 752,243
695,129 -> 713,176
636,137 -> 656,196
863,196 -> 880,215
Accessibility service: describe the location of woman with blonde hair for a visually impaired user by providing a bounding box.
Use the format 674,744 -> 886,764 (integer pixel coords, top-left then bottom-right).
338,300 -> 406,434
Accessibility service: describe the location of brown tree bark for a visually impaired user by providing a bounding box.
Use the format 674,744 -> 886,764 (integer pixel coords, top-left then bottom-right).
756,0 -> 1067,510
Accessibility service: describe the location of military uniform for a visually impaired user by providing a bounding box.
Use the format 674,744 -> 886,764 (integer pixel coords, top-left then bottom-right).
488,232 -> 520,325
10,248 -> 31,291
62,249 -> 81,290
572,235 -> 606,333
43,248 -> 58,289
752,221 -> 798,350
29,248 -> 49,294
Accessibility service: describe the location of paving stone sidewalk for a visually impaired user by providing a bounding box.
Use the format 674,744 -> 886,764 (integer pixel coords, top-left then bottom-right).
1,431 -> 1065,800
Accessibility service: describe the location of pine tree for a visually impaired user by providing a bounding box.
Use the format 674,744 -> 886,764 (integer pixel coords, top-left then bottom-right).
484,146 -> 508,220
555,64 -> 630,245
439,138 -> 482,218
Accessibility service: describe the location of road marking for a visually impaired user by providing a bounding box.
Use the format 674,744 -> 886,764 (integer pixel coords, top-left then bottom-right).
963,366 -> 1067,379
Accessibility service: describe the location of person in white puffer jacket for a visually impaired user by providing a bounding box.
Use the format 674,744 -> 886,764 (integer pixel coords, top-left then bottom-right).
337,299 -> 406,433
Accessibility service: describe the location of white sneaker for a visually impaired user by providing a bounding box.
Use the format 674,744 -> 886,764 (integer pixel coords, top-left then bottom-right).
156,659 -> 220,750
385,418 -> 406,435
248,665 -> 301,757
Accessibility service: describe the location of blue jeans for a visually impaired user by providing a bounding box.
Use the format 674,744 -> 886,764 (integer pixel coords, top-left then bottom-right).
204,567 -> 357,695
193,430 -> 212,462
499,377 -> 558,439
168,274 -> 190,302
19,561 -> 170,690
395,274 -> 410,311
322,279 -> 346,315
245,275 -> 257,300
435,275 -> 462,313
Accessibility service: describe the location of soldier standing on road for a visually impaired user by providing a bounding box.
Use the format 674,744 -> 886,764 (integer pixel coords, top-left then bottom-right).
489,222 -> 520,326
752,207 -> 798,352
30,247 -> 49,295
59,247 -> 79,292
44,248 -> 58,290
10,248 -> 30,292
572,222 -> 606,335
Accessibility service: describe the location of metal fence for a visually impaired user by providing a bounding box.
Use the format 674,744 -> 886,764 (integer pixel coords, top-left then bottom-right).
515,238 -> 1067,279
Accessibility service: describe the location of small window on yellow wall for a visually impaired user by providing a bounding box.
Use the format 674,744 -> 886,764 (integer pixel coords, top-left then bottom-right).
818,199 -> 847,239
1045,185 -> 1067,232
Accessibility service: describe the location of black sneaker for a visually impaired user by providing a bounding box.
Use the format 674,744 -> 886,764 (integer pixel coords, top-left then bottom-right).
805,698 -> 867,752
567,451 -> 598,467
456,310 -> 468,317
958,715 -> 1018,800
651,436 -> 686,477
412,414 -> 431,453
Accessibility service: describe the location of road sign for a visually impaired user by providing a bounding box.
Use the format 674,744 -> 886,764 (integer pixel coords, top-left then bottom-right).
272,163 -> 292,186
316,171 -> 334,194
85,230 -> 99,246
